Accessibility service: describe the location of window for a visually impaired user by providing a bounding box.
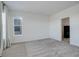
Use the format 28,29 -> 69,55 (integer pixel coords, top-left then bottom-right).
13,17 -> 22,35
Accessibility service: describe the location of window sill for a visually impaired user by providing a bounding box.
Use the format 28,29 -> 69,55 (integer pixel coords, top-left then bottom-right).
15,35 -> 23,36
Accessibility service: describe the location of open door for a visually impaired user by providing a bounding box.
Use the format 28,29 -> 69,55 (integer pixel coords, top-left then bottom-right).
62,17 -> 70,43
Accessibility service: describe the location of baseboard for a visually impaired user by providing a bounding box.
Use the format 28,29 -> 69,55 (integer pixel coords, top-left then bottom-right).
11,38 -> 51,45
70,42 -> 79,47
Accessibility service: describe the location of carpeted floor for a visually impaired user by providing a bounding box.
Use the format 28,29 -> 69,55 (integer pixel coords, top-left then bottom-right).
2,38 -> 79,57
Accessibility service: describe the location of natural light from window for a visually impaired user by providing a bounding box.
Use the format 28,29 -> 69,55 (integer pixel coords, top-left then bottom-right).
2,12 -> 6,39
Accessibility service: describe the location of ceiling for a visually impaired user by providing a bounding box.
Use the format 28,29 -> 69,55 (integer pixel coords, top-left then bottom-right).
4,1 -> 79,16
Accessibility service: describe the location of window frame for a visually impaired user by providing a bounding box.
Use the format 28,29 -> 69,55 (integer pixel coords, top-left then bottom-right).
13,16 -> 23,36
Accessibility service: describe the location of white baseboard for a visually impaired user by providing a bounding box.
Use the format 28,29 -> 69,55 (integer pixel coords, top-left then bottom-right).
11,38 -> 50,45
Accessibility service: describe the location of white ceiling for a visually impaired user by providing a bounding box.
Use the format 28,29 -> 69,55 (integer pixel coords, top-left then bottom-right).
4,1 -> 79,16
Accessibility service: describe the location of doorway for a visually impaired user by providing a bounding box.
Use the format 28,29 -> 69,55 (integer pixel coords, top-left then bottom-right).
62,17 -> 70,43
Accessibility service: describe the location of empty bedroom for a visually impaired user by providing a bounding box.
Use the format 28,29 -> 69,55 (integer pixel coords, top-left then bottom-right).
0,1 -> 79,57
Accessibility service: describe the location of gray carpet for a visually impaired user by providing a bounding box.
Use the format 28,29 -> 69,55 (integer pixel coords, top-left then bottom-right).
2,38 -> 79,57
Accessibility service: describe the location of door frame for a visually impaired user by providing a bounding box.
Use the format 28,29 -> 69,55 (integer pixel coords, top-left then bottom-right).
61,17 -> 70,43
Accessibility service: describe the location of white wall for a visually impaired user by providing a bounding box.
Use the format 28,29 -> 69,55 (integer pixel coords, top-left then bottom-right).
8,4 -> 79,47
50,4 -> 79,46
8,11 -> 49,43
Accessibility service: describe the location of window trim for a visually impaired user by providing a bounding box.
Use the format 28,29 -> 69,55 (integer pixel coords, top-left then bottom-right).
13,16 -> 23,36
